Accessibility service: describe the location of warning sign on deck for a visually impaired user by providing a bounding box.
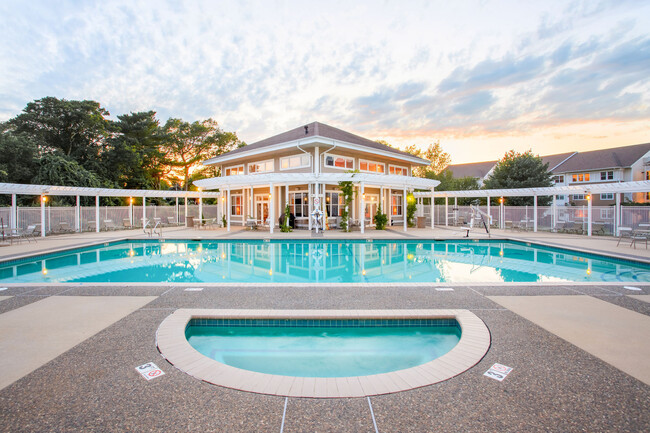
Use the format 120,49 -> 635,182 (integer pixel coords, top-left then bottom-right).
484,363 -> 513,381
136,362 -> 165,381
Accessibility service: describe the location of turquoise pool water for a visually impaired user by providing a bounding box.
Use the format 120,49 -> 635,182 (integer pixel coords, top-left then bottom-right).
1,239 -> 649,283
186,318 -> 461,377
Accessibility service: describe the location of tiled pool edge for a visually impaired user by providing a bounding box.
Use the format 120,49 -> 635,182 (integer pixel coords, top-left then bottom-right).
155,309 -> 491,398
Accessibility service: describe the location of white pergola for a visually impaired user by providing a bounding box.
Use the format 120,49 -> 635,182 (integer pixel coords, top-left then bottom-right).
0,182 -> 219,237
414,180 -> 650,236
194,172 -> 440,234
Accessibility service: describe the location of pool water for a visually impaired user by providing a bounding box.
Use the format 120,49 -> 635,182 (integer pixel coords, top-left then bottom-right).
186,319 -> 461,377
1,239 -> 649,283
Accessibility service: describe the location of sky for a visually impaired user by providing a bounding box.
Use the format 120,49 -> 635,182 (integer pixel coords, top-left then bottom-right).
0,0 -> 649,164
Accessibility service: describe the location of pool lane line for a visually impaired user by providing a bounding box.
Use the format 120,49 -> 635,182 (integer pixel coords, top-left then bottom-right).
280,397 -> 288,433
367,397 -> 379,433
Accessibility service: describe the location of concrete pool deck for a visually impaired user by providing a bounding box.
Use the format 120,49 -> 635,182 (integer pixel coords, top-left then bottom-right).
0,227 -> 649,432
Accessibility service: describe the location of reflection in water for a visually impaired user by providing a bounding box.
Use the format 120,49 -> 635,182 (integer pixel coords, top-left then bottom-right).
1,240 -> 649,284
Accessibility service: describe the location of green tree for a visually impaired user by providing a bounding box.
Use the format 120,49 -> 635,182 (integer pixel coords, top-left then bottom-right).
103,111 -> 167,189
483,150 -> 553,206
0,123 -> 39,184
162,118 -> 241,190
9,97 -> 112,173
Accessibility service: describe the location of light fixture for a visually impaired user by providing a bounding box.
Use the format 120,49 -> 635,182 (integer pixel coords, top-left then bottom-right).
41,195 -> 47,203
129,197 -> 134,204
499,197 -> 504,204
268,193 -> 272,198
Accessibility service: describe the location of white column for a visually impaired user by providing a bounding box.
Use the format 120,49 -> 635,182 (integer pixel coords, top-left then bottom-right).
95,195 -> 100,233
269,182 -> 274,234
445,197 -> 449,226
142,197 -> 146,227
533,195 -> 538,232
587,193 -> 594,236
360,182 -> 365,234
175,197 -> 179,224
315,147 -> 319,174
11,194 -> 16,230
308,183 -> 313,230
403,187 -> 407,232
430,188 -> 435,228
198,190 -> 203,222
227,189 -> 231,231
184,196 -> 189,227
40,195 -> 46,237
129,197 -> 133,228
500,198 -> 504,229
615,192 -> 621,236
380,187 -> 384,214
388,190 -> 392,225
552,195 -> 557,231
487,196 -> 491,227
251,186 -> 255,221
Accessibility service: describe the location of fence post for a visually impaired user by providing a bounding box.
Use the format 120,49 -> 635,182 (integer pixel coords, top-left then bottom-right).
40,195 -> 46,237
95,196 -> 100,233
75,195 -> 80,232
11,194 -> 16,230
587,194 -> 592,236
533,195 -> 538,232
615,193 -> 621,236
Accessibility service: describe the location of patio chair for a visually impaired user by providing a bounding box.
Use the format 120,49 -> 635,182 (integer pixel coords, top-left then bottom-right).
591,222 -> 606,235
166,216 -> 179,226
54,221 -> 74,233
616,227 -> 633,246
87,220 -> 97,232
204,218 -> 216,229
104,220 -> 118,231
20,225 -> 38,242
123,218 -> 133,229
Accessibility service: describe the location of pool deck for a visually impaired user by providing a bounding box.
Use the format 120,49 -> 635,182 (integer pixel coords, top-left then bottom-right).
0,227 -> 649,432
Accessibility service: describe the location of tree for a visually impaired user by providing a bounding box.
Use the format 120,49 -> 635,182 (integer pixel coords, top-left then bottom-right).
403,141 -> 451,177
9,97 -> 112,173
483,150 -> 553,206
0,123 -> 39,185
161,118 -> 241,190
103,111 -> 167,189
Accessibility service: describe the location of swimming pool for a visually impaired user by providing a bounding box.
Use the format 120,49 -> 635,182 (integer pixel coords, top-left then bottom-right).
186,318 -> 461,377
1,239 -> 649,283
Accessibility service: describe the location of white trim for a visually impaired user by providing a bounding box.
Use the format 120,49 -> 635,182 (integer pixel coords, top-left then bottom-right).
203,135 -> 429,166
280,154 -> 311,171
224,164 -> 244,176
359,159 -> 386,174
248,159 -> 274,174
324,153 -> 355,170
389,164 -> 408,176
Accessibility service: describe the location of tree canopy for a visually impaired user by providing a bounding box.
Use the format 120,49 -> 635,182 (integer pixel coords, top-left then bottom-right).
482,150 -> 553,205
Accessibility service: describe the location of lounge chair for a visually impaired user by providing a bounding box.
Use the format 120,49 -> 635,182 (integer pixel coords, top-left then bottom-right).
123,218 -> 133,229
20,225 -> 38,242
166,217 -> 179,226
104,219 -> 118,231
616,227 -> 633,246
54,221 -> 74,233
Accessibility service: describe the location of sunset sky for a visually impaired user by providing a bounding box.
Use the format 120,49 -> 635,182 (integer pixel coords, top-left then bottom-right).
1,0 -> 648,164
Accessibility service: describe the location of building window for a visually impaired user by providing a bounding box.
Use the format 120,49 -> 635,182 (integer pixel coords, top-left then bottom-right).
224,165 -> 244,176
289,192 -> 309,217
600,171 -> 614,180
600,193 -> 614,200
325,192 -> 344,217
572,194 -> 586,200
249,159 -> 274,173
553,175 -> 564,183
359,159 -> 385,174
571,173 -> 590,182
280,154 -> 310,170
230,194 -> 242,216
389,165 -> 408,176
391,194 -> 403,216
555,195 -> 565,200
646,171 -> 650,180
324,154 -> 354,170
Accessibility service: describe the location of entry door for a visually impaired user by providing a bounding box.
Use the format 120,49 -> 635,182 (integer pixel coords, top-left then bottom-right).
255,196 -> 269,224
365,195 -> 379,225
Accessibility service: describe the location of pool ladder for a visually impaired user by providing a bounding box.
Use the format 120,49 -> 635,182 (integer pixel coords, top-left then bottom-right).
143,220 -> 163,238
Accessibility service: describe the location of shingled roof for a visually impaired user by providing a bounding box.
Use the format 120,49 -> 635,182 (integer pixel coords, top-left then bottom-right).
207,121 -> 429,164
553,143 -> 650,173
444,160 -> 497,179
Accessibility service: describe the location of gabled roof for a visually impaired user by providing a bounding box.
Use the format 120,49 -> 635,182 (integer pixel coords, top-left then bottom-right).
444,160 -> 497,179
553,143 -> 650,173
203,121 -> 430,165
541,152 -> 576,171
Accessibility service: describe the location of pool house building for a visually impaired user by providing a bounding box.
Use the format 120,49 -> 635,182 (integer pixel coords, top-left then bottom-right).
194,122 -> 440,233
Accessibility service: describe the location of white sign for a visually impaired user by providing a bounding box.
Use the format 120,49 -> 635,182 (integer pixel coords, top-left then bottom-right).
484,363 -> 512,381
313,197 -> 320,206
136,362 -> 165,381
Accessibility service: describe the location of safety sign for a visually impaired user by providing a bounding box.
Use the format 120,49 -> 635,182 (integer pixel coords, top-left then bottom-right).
136,362 -> 165,381
484,363 -> 512,381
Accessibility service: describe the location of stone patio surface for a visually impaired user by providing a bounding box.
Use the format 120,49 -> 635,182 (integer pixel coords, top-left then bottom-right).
0,226 -> 648,432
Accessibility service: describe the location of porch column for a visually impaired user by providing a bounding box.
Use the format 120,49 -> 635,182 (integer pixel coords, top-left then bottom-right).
380,187 -> 384,213
269,182 -> 274,234
142,197 -> 146,227
285,184 -> 289,215
445,196 -> 449,226
11,194 -> 16,230
587,193 -> 594,236
41,195 -> 46,237
251,186 -> 254,222
403,187 -> 407,232
615,192 -> 621,236
198,189 -> 203,222
430,188 -> 435,229
175,197 -> 179,224
95,195 -> 100,233
360,182 -> 365,234
227,189 -> 231,231
308,183 -> 313,231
